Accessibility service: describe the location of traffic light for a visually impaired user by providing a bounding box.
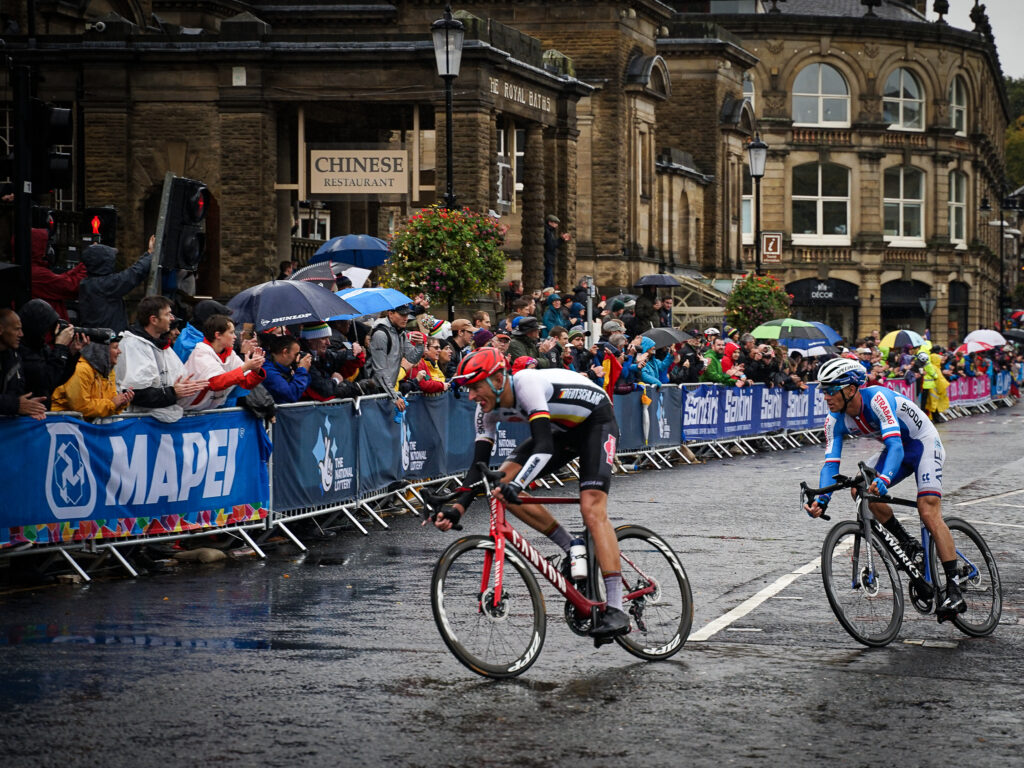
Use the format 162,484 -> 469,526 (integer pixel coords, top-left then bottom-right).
83,206 -> 117,248
29,99 -> 73,192
159,176 -> 209,271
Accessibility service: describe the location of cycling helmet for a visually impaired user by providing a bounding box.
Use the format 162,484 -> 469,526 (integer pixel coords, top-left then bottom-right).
816,357 -> 866,388
452,347 -> 506,385
916,351 -> 930,363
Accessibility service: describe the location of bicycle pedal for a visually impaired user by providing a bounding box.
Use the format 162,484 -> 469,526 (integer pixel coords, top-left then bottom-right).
593,636 -> 615,649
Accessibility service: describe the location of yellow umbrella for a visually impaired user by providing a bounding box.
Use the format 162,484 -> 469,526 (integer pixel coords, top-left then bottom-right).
878,329 -> 926,349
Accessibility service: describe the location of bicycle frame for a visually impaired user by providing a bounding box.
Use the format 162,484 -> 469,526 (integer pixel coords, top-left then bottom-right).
478,491 -> 659,623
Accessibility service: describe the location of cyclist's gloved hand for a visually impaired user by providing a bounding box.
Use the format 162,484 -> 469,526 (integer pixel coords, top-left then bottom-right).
870,476 -> 890,496
808,494 -> 830,518
435,506 -> 462,530
496,481 -> 523,505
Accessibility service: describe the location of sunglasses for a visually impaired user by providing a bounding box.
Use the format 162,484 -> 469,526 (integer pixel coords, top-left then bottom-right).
821,384 -> 848,395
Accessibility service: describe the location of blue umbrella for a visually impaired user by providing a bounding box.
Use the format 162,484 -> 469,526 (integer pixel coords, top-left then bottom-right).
226,280 -> 358,330
330,287 -> 414,319
309,234 -> 390,268
787,321 -> 843,350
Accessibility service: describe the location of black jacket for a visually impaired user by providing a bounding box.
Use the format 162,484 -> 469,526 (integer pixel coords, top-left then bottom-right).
19,299 -> 77,407
0,347 -> 25,416
77,244 -> 153,332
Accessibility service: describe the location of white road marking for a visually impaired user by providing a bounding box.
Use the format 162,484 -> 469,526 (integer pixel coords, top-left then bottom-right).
955,489 -> 1024,507
689,558 -> 819,642
963,520 -> 1024,530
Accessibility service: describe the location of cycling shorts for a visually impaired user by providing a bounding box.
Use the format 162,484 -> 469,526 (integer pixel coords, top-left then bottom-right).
867,435 -> 945,498
508,405 -> 618,495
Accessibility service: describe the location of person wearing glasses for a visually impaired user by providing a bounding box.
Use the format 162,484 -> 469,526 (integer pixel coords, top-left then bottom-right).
803,357 -> 965,620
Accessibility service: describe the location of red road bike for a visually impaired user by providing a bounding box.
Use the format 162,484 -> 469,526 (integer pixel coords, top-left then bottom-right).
422,465 -> 693,678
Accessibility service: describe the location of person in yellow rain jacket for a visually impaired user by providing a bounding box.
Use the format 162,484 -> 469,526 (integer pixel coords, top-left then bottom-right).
51,335 -> 134,420
924,350 -> 949,419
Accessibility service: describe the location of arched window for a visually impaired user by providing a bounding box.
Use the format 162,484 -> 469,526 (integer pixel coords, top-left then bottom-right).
884,166 -> 925,241
791,162 -> 850,243
948,171 -> 967,246
883,68 -> 924,130
792,63 -> 849,126
949,76 -> 967,135
743,72 -> 755,110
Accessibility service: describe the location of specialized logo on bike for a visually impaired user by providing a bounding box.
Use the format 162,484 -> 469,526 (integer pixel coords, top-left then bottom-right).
312,414 -> 354,494
603,434 -> 617,465
45,421 -> 98,519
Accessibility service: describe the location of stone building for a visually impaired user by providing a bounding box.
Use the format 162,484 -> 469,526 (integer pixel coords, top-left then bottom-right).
1,0 -> 1013,344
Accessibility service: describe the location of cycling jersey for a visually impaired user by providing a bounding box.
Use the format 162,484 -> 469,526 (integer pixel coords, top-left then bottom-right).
459,368 -> 618,506
819,385 -> 944,498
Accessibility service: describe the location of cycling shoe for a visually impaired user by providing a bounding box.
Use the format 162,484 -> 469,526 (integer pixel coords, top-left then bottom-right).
936,580 -> 967,623
591,607 -> 631,641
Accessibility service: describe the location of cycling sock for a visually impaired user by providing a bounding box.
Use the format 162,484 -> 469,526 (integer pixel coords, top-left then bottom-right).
603,572 -> 623,612
942,559 -> 959,583
883,516 -> 914,546
547,524 -> 573,553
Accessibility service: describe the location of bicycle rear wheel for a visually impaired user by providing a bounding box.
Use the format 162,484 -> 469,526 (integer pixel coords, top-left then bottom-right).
431,536 -> 546,679
613,525 -> 692,660
821,521 -> 904,647
929,517 -> 1002,637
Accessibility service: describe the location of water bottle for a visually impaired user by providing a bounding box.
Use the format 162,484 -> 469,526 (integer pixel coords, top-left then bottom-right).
569,536 -> 587,581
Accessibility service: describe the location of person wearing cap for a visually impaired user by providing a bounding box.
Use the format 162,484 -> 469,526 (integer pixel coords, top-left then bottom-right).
507,316 -> 556,368
669,333 -> 705,384
300,321 -> 371,401
173,298 -> 235,364
856,347 -> 874,373
445,318 -> 476,378
491,330 -> 512,359
566,326 -> 592,372
543,213 -> 570,289
365,304 -> 425,410
51,332 -> 134,420
599,318 -> 626,343
472,328 -> 494,349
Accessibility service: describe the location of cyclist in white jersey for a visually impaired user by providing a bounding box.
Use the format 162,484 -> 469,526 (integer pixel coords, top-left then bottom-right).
433,347 -> 630,639
803,358 -> 966,618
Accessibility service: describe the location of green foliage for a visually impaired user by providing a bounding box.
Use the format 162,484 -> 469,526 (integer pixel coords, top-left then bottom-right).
381,205 -> 507,305
725,273 -> 792,333
1006,115 -> 1024,189
1005,76 -> 1024,123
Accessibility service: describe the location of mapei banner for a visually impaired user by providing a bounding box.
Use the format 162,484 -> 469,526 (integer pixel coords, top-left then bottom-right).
0,411 -> 269,530
272,402 -> 358,511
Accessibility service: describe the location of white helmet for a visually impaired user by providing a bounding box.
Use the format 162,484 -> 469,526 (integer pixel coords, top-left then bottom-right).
816,357 -> 866,388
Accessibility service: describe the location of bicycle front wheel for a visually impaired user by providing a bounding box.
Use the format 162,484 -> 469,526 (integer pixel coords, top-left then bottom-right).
821,521 -> 904,647
431,536 -> 546,679
613,525 -> 693,661
929,517 -> 1002,637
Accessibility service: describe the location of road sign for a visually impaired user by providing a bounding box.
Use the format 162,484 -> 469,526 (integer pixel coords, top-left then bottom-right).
761,231 -> 783,264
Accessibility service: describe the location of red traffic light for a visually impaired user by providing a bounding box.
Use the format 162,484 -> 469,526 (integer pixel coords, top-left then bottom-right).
186,184 -> 209,223
91,215 -> 102,235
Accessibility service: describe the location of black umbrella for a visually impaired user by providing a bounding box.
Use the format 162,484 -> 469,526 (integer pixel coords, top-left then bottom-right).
635,274 -> 681,288
1003,328 -> 1024,342
641,327 -> 692,348
227,280 -> 358,330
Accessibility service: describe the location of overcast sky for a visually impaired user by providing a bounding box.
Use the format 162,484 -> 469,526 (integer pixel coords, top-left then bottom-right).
939,0 -> 1024,80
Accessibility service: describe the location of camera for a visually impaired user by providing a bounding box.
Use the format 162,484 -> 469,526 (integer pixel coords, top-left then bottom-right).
57,320 -> 118,344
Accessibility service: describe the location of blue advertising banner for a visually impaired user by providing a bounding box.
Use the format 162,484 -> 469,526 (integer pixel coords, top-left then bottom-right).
646,386 -> 683,447
720,385 -> 759,438
403,394 -> 448,480
809,383 -> 831,428
613,391 -> 644,451
489,419 -> 531,467
994,371 -> 1011,397
682,385 -> 722,441
272,401 -> 357,511
446,393 -> 477,475
357,396 -> 404,493
757,386 -> 785,432
784,388 -> 812,430
0,411 -> 268,530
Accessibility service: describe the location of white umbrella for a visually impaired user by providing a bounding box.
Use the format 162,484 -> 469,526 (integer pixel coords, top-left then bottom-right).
963,329 -> 1006,347
803,345 -> 841,357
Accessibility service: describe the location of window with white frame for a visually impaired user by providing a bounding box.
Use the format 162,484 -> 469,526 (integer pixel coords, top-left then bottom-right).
743,72 -> 755,110
791,162 -> 850,243
883,68 -> 924,130
742,166 -> 753,244
496,125 -> 513,207
948,170 -> 967,246
949,76 -> 967,135
792,63 -> 850,126
884,166 -> 925,241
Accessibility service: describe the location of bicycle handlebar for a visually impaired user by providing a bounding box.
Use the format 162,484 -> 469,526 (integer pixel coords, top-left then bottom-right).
800,462 -> 916,521
418,464 -> 506,530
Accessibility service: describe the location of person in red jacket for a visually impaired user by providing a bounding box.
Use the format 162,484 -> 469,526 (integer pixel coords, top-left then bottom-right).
407,338 -> 451,394
27,228 -> 86,321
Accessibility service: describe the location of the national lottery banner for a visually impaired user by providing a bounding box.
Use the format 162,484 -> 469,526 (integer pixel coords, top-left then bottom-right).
272,401 -> 358,510
681,385 -> 721,441
0,410 -> 269,544
402,394 -> 448,481
356,396 -> 404,493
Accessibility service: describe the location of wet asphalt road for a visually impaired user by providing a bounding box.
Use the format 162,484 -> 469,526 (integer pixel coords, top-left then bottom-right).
1,406 -> 1022,768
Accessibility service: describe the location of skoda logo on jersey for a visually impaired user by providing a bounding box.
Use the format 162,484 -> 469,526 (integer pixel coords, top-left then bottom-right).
45,421 -> 98,520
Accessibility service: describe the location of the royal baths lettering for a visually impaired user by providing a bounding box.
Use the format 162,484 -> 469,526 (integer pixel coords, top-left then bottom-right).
489,76 -> 553,113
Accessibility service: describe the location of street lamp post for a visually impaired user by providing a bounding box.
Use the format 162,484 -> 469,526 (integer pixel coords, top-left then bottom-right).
747,133 -> 768,276
431,4 -> 464,212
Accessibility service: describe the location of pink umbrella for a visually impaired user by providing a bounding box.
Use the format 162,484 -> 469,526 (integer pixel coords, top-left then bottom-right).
955,340 -> 993,355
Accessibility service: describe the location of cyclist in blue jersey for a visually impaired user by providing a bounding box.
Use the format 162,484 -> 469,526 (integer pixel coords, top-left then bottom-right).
803,358 -> 966,619
432,347 -> 630,640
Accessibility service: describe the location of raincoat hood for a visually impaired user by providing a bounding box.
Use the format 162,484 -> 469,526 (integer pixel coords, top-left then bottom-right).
81,341 -> 115,378
639,337 -> 657,354
19,299 -> 59,349
29,228 -> 49,266
82,243 -> 119,277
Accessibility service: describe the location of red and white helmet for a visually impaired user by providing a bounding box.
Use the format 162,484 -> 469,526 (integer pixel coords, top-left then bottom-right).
452,347 -> 506,385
